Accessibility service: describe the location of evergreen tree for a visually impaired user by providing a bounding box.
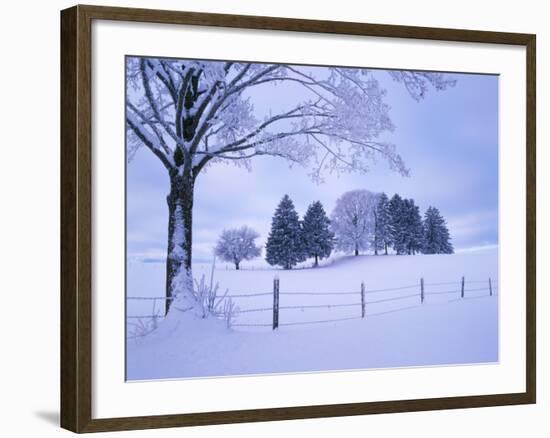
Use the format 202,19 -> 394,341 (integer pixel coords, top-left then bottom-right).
403,199 -> 424,255
302,201 -> 334,266
374,192 -> 392,255
265,195 -> 306,269
422,206 -> 454,254
389,194 -> 425,255
389,194 -> 406,254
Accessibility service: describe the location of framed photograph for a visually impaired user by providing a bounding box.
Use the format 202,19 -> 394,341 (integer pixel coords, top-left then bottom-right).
60,4 -> 536,433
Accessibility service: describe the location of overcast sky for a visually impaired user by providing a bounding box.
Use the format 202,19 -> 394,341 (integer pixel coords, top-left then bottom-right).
126,63 -> 499,262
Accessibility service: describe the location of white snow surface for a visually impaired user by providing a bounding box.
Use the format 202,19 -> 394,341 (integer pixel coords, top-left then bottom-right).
126,248 -> 498,380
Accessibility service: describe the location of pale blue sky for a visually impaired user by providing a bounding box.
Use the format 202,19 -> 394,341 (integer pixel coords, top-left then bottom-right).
126,63 -> 499,262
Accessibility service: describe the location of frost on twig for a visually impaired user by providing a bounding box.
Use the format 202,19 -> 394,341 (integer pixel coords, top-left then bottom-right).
220,298 -> 240,330
127,299 -> 163,340
193,257 -> 233,325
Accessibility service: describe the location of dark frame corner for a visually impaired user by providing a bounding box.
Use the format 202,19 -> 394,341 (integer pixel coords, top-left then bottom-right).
60,4 -> 536,433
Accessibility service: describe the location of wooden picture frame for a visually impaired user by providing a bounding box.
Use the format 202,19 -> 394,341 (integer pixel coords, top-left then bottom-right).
60,4 -> 536,433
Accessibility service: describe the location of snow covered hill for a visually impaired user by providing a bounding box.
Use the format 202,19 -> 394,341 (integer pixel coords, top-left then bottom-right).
127,248 -> 498,380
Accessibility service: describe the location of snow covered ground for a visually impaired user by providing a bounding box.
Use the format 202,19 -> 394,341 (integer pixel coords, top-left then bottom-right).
126,247 -> 498,380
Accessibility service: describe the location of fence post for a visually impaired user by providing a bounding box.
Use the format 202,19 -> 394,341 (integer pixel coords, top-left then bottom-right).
273,275 -> 279,330
361,282 -> 366,318
420,277 -> 425,304
461,276 -> 465,298
488,277 -> 493,296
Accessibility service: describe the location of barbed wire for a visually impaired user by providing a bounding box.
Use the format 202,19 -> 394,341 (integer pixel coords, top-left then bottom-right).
464,279 -> 499,284
280,291 -> 359,296
425,289 -> 460,295
126,281 -> 498,301
234,307 -> 273,314
423,281 -> 461,287
423,279 -> 496,287
226,292 -> 273,298
279,316 -> 363,326
365,293 -> 419,305
366,304 -> 421,318
231,322 -> 274,327
464,287 -> 497,293
126,278 -> 497,334
279,303 -> 361,310
364,284 -> 419,293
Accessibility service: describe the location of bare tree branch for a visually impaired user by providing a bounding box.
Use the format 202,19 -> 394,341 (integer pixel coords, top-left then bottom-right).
126,112 -> 173,170
140,59 -> 184,149
203,102 -> 329,154
309,133 -> 355,168
127,102 -> 172,157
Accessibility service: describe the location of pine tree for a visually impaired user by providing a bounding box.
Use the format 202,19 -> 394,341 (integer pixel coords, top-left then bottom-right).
403,199 -> 424,255
265,195 -> 307,269
389,194 -> 425,255
302,201 -> 334,266
422,206 -> 454,254
374,192 -> 391,255
389,194 -> 406,254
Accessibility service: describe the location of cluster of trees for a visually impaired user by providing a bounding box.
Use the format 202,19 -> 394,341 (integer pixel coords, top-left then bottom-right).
335,190 -> 453,257
214,195 -> 334,270
265,196 -> 334,269
214,191 -> 453,270
376,193 -> 425,255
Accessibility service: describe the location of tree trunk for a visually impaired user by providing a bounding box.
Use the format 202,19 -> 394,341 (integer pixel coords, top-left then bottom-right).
314,254 -> 319,267
165,171 -> 195,315
235,261 -> 240,270
354,244 -> 359,256
384,243 -> 388,255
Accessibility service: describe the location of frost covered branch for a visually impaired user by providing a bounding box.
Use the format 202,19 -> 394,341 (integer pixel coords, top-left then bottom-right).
127,57 -> 454,179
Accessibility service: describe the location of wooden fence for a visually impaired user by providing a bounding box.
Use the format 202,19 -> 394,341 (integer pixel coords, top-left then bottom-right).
127,276 -> 497,335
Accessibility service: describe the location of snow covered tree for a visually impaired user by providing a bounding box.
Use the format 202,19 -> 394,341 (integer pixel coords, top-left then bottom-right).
214,226 -> 261,270
331,190 -> 378,256
423,206 -> 454,254
389,195 -> 424,255
388,194 -> 406,254
265,195 -> 306,269
374,192 -> 391,255
302,201 -> 334,266
403,198 -> 425,255
126,56 -> 455,315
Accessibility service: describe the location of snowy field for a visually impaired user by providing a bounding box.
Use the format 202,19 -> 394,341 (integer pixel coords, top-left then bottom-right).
126,248 -> 498,380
